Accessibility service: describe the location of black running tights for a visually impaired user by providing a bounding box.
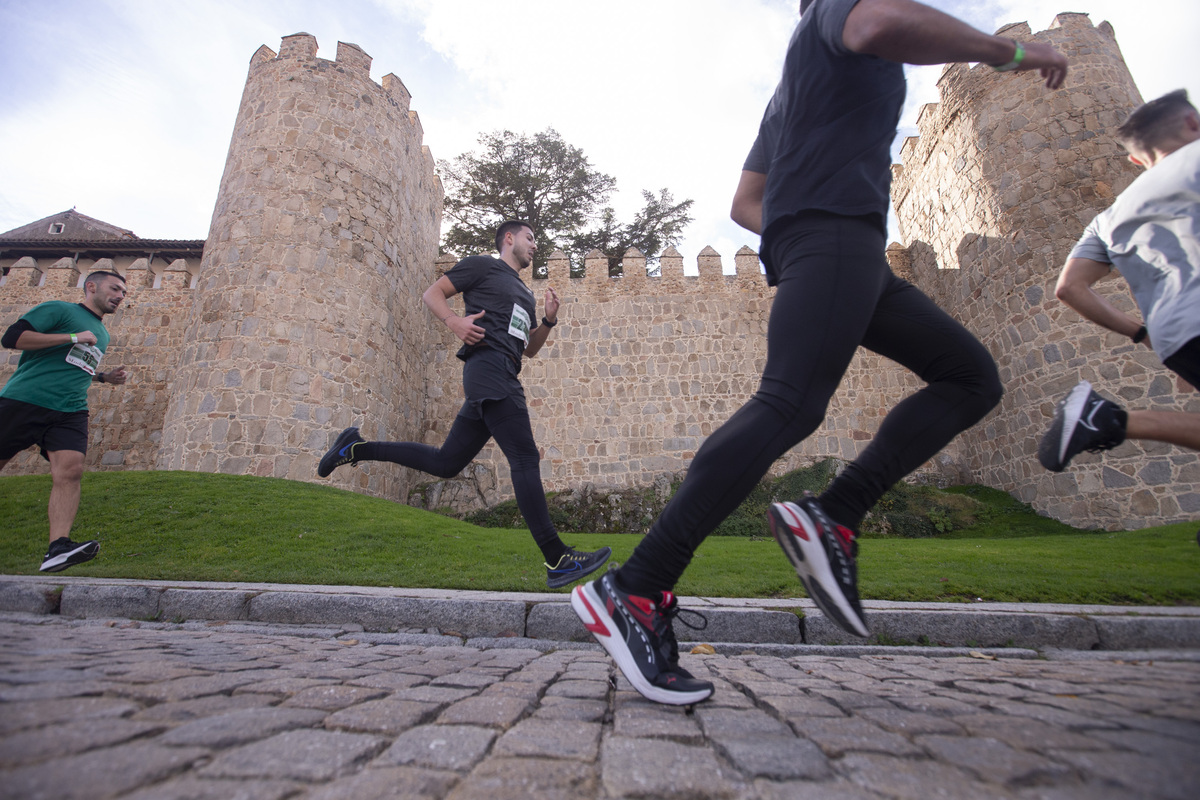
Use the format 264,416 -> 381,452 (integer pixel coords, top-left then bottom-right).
355,396 -> 564,563
618,212 -> 1003,595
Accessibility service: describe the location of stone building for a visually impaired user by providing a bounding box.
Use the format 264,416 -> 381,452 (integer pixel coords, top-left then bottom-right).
3,17 -> 1196,530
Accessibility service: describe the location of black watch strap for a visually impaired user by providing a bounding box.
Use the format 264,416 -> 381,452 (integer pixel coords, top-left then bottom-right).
1132,325 -> 1147,344
541,316 -> 557,328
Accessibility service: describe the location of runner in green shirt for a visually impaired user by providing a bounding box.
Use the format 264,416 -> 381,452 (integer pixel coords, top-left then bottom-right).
1,270 -> 129,572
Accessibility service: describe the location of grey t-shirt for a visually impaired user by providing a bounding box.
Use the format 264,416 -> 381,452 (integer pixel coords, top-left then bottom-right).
744,0 -> 905,284
443,255 -> 539,368
1069,138 -> 1200,360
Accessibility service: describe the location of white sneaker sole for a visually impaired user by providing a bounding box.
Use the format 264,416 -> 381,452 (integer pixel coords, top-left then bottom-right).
1056,380 -> 1093,466
571,582 -> 712,706
769,502 -> 869,638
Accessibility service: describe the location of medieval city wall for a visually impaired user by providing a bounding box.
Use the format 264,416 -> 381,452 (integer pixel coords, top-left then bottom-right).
411,13 -> 1199,530
5,17 -> 1195,531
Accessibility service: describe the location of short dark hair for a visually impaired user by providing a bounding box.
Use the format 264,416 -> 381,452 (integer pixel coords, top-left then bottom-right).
84,270 -> 125,288
1115,89 -> 1197,153
494,220 -> 532,253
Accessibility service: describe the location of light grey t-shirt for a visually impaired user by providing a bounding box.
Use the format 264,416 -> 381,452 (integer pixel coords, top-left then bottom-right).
1069,138 -> 1200,360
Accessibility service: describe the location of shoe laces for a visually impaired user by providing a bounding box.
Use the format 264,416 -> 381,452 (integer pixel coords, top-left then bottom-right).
657,593 -> 708,665
550,548 -> 587,569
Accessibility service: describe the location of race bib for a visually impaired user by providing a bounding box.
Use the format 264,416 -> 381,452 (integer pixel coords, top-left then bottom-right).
65,342 -> 103,375
508,303 -> 531,345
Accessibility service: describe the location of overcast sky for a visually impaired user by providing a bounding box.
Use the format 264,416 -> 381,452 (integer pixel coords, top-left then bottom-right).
2,0 -> 1197,267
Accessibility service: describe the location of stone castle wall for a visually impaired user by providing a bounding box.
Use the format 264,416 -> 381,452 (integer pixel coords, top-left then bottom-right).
4,17 -> 1196,531
407,14 -> 1199,530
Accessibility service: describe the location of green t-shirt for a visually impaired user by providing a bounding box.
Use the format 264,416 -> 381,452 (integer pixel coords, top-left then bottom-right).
0,301 -> 110,412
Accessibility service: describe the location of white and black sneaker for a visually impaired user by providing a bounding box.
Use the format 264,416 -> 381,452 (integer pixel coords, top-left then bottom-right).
39,538 -> 100,573
1038,380 -> 1127,472
768,494 -> 869,638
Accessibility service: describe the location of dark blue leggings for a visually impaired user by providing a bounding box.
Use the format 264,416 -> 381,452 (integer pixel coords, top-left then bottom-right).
619,212 -> 1003,594
355,396 -> 564,562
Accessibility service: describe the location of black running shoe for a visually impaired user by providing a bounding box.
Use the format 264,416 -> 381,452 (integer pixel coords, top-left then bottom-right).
571,569 -> 714,705
318,426 -> 365,477
39,538 -> 100,573
1037,380 -> 1127,472
768,494 -> 869,638
546,546 -> 612,589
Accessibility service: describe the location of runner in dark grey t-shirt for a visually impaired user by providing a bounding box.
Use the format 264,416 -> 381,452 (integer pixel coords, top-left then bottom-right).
318,221 -> 610,589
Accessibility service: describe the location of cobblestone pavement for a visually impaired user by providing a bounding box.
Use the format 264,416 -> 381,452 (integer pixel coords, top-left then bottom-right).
1,613 -> 1198,800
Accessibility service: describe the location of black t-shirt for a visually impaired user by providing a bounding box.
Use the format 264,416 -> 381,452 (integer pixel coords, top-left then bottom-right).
443,255 -> 539,367
745,0 -> 905,284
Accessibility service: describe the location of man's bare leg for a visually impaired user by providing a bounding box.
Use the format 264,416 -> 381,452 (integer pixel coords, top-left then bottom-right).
46,449 -> 85,543
1125,410 -> 1200,451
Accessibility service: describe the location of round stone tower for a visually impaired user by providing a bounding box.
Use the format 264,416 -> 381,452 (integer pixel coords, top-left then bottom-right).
890,13 -> 1198,528
159,34 -> 442,498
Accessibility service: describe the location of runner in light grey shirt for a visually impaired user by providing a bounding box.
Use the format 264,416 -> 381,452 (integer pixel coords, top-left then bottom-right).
1039,89 -> 1200,473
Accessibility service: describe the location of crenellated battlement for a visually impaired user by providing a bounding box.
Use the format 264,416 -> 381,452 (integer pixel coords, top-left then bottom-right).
241,34 -> 435,187
0,253 -> 200,293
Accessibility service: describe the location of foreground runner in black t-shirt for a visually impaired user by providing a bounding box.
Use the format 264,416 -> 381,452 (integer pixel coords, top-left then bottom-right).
318,221 -> 610,588
571,0 -> 1068,705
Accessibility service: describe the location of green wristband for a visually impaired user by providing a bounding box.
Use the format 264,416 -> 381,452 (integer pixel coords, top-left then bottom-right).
992,40 -> 1025,72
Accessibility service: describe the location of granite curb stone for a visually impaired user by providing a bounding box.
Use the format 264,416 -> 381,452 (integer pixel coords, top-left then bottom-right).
248,592 -> 526,638
0,581 -> 61,615
3,576 -> 1200,650
806,609 -> 1100,649
59,583 -> 161,620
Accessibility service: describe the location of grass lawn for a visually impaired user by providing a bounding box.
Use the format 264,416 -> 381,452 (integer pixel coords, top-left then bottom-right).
1,471 -> 1197,605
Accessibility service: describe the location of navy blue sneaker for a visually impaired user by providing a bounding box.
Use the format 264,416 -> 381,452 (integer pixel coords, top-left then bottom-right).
546,546 -> 611,588
768,493 -> 869,638
572,569 -> 714,705
318,427 -> 365,478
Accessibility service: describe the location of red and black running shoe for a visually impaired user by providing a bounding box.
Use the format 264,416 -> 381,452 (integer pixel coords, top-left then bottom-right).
571,569 -> 714,705
768,493 -> 869,638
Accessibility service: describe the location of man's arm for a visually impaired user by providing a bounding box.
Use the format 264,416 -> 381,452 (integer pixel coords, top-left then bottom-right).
843,0 -> 1068,88
423,275 -> 485,345
3,319 -> 98,350
524,287 -> 560,358
731,170 -> 766,234
1055,257 -> 1148,342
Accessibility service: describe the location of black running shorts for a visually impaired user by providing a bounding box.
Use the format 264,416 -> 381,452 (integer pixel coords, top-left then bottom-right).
0,397 -> 89,460
1163,336 -> 1200,390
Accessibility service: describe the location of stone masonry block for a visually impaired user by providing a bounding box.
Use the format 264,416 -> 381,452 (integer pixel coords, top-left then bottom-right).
1092,615 -> 1200,649
677,608 -> 803,645
249,592 -> 525,638
0,581 -> 62,614
525,602 -> 590,643
159,588 -> 254,622
60,584 -> 162,620
805,610 -> 1099,649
